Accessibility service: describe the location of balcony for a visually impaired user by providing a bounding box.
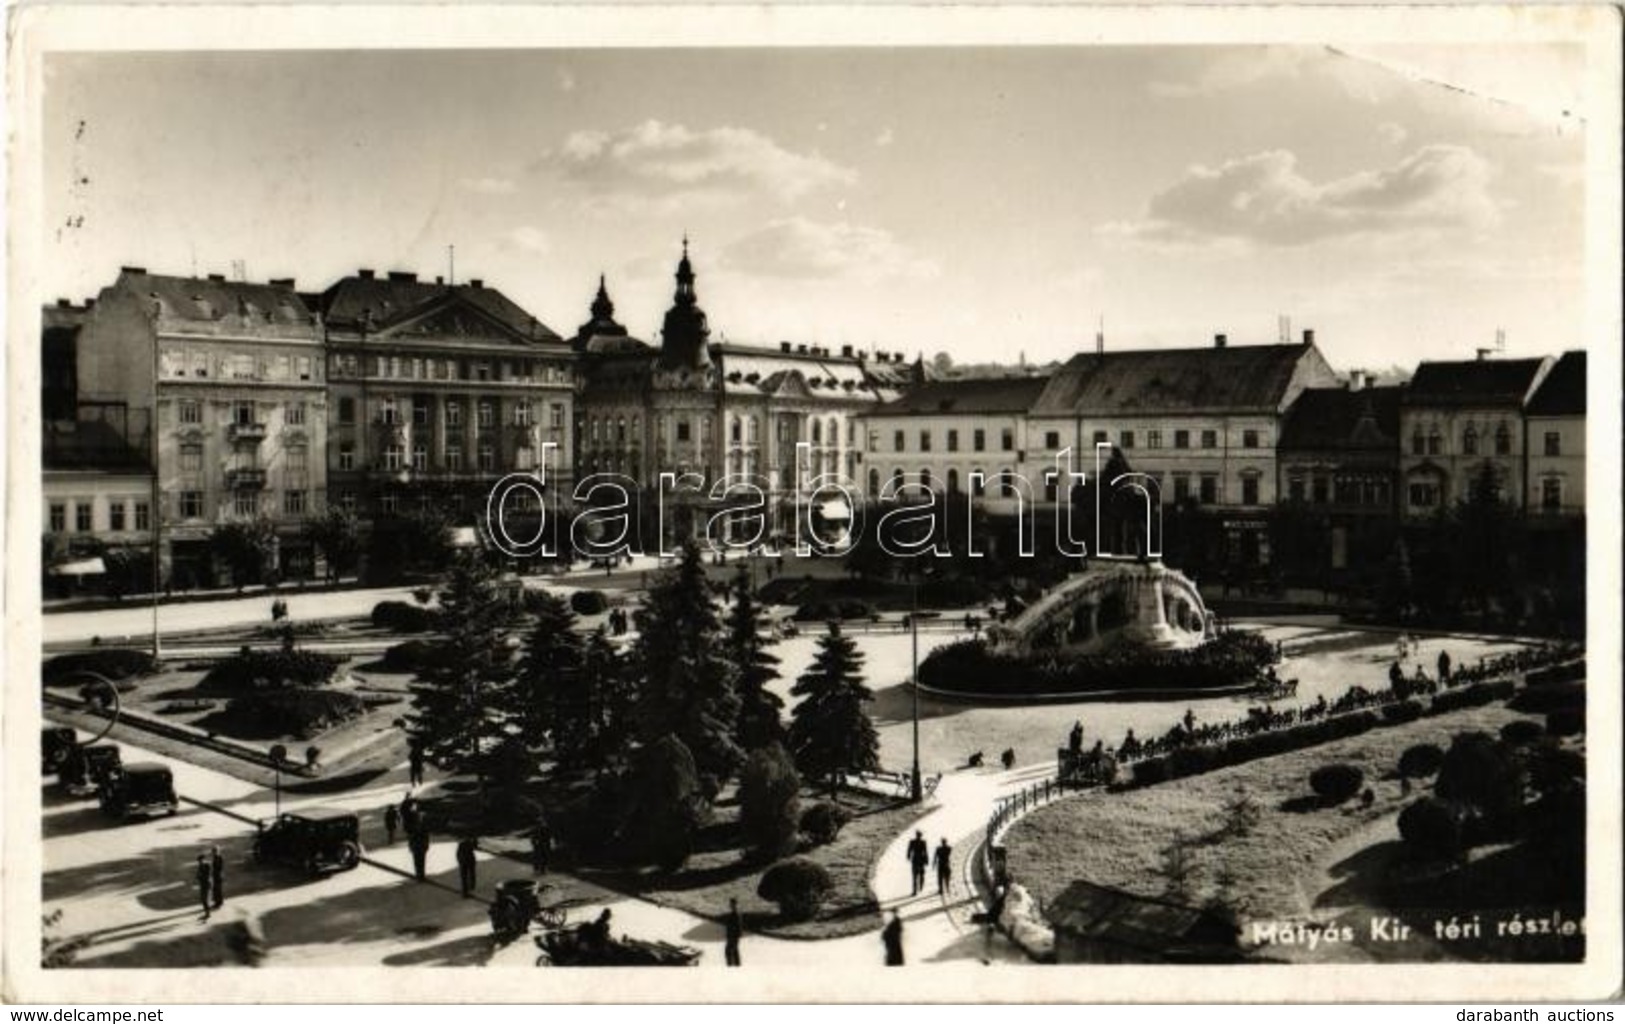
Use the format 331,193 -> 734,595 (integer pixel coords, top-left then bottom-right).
228,421 -> 268,443
226,467 -> 267,489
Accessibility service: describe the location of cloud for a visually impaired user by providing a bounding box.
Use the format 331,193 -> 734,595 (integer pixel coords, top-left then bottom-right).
875,127 -> 895,147
1104,145 -> 1498,247
460,176 -> 517,195
548,120 -> 855,204
719,217 -> 938,284
1377,121 -> 1409,146
502,225 -> 551,255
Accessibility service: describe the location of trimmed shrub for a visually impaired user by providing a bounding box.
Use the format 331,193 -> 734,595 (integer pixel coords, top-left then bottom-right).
1398,797 -> 1464,861
1131,757 -> 1170,787
1545,708 -> 1584,738
1398,743 -> 1445,779
42,649 -> 158,686
1499,719 -> 1545,746
1381,700 -> 1425,725
198,649 -> 346,693
371,601 -> 436,633
616,734 -> 708,872
757,858 -> 833,922
569,590 -> 609,616
739,744 -> 801,861
1168,745 -> 1218,779
1509,684 -> 1585,715
918,630 -> 1276,697
799,801 -> 853,847
380,640 -> 443,673
1526,660 -> 1585,687
1309,764 -> 1365,805
1428,683 -> 1505,715
219,688 -> 366,740
1436,732 -> 1524,827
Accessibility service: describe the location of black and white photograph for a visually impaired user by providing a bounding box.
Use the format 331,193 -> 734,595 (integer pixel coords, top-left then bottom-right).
5,3 -> 1620,1006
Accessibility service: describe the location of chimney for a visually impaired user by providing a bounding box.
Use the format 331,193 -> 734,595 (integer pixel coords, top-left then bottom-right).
1349,369 -> 1366,392
780,341 -> 792,353
358,269 -> 375,280
435,276 -> 444,285
1476,348 -> 1492,361
797,344 -> 809,354
56,298 -> 70,308
469,278 -> 484,289
85,298 -> 96,309
1302,328 -> 1314,346
1214,333 -> 1227,349
120,265 -> 147,275
841,344 -> 854,358
207,273 -> 226,282
387,271 -> 418,283
269,277 -> 295,289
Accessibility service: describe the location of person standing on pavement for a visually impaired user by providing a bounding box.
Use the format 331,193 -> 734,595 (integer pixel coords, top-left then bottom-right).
408,826 -> 430,881
529,819 -> 551,874
455,836 -> 478,897
384,804 -> 400,845
723,897 -> 744,966
195,854 -> 214,921
905,831 -> 929,896
1068,720 -> 1084,756
400,795 -> 420,836
933,838 -> 953,896
1438,649 -> 1452,685
408,744 -> 426,788
209,844 -> 225,910
882,909 -> 905,966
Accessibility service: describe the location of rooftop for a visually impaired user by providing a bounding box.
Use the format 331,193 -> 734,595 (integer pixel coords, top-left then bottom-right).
874,375 -> 1051,416
318,271 -> 561,343
1278,384 -> 1404,452
1404,356 -> 1551,407
114,270 -> 314,328
1032,342 -> 1324,416
1525,350 -> 1585,417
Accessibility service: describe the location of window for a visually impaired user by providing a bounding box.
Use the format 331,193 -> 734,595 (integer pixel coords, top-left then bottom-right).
1092,430 -> 1108,445
134,502 -> 150,531
1147,430 -> 1162,450
338,444 -> 354,471
179,400 -> 202,425
552,404 -> 565,430
412,443 -> 428,471
1312,476 -> 1328,504
515,403 -> 532,427
1462,426 -> 1478,455
972,471 -> 986,498
286,402 -> 306,427
1427,429 -> 1441,456
1542,478 -> 1563,510
676,420 -> 691,443
380,493 -> 399,515
475,362 -> 491,382
340,492 -> 357,514
1044,472 -> 1058,503
284,490 -> 306,516
179,492 -> 203,519
1242,429 -> 1259,449
974,429 -> 986,452
1001,470 -> 1016,498
1174,430 -> 1190,449
384,445 -> 404,471
1409,482 -> 1439,508
414,398 -> 431,427
812,420 -> 823,444
920,430 -> 932,453
1044,431 -> 1060,449
1411,431 -> 1424,455
1200,429 -> 1217,449
1288,476 -> 1305,502
1119,430 -> 1134,449
1241,475 -> 1259,505
1198,474 -> 1217,504
190,352 -> 209,378
730,417 -> 742,443
1544,431 -> 1562,457
296,356 -> 313,381
894,430 -> 906,452
1495,424 -> 1511,456
478,443 -> 495,471
180,444 -> 202,473
1001,428 -> 1014,451
446,402 -> 463,428
947,429 -> 959,452
287,447 -> 308,474
947,468 -> 961,494
446,447 -> 463,472
478,401 -> 494,430
380,398 -> 399,426
1172,473 -> 1190,503
338,397 -> 355,425
49,502 -> 65,532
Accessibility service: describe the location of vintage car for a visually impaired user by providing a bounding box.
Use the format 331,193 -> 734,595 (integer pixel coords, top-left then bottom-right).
59,743 -> 122,793
41,727 -> 77,776
534,923 -> 700,967
98,763 -> 180,819
252,809 -> 363,875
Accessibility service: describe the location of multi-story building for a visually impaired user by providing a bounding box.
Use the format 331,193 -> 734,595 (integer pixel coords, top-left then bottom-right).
572,243 -> 899,547
1524,350 -> 1585,518
1274,379 -> 1404,585
73,268 -> 328,586
316,270 -> 574,527
1027,333 -> 1340,569
42,415 -> 155,598
1398,355 -> 1553,520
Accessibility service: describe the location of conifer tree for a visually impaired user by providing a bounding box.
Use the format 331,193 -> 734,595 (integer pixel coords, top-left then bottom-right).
580,626 -> 634,770
787,622 -> 880,797
512,590 -> 583,761
631,540 -> 743,785
726,568 -> 785,751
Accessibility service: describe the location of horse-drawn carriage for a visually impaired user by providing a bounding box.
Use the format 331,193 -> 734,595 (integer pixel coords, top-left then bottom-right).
488,878 -> 569,940
533,921 -> 701,967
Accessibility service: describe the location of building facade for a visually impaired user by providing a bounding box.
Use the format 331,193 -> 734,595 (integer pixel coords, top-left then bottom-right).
1524,350 -> 1585,517
74,268 -> 328,586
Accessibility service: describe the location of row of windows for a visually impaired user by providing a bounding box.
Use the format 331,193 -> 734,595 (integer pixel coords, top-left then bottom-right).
48,500 -> 151,534
1286,476 -> 1392,507
329,354 -> 568,385
892,427 -> 1017,454
333,396 -> 564,429
163,350 -> 316,383
176,445 -> 310,474
864,468 -> 1260,505
1407,477 -> 1568,510
336,442 -> 498,473
886,426 -> 1265,455
172,490 -> 309,519
175,400 -> 306,427
1410,423 -> 1515,457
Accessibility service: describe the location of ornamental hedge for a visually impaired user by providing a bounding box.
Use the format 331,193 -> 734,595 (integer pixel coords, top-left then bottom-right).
918,629 -> 1276,697
1509,684 -> 1585,716
757,858 -> 833,922
198,648 -> 347,693
568,590 -> 609,616
218,688 -> 367,740
1309,764 -> 1365,805
371,600 -> 437,633
42,649 -> 159,686
799,801 -> 853,847
1427,680 -> 1515,716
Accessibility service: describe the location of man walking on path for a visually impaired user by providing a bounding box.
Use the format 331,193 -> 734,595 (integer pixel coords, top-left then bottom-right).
408,745 -> 426,788
1438,649 -> 1452,684
529,819 -> 551,874
1068,721 -> 1084,756
384,804 -> 399,845
455,837 -> 478,898
400,795 -> 420,836
408,826 -> 430,882
882,910 -> 905,966
724,897 -> 744,966
905,831 -> 929,896
195,854 -> 214,921
933,838 -> 953,896
209,845 -> 225,910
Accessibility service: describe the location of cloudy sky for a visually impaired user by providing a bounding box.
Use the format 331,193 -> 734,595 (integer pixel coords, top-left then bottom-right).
42,44 -> 1587,370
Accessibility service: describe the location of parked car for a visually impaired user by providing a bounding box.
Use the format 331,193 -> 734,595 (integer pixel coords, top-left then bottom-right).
59,743 -> 121,793
41,727 -> 77,776
252,809 -> 363,875
98,763 -> 180,819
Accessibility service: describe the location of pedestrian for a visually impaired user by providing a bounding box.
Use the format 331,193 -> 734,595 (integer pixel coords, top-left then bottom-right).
905,830 -> 929,896
399,795 -> 419,836
724,897 -> 744,967
408,744 -> 425,788
195,854 -> 214,921
882,909 -> 904,966
529,819 -> 551,874
1068,720 -> 1084,756
1182,708 -> 1197,734
1000,748 -> 1015,770
1438,649 -> 1452,685
408,826 -> 430,882
933,838 -> 953,896
383,804 -> 400,845
455,836 -> 478,898
210,844 -> 225,910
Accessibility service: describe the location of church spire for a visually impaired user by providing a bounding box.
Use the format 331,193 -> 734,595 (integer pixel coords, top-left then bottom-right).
674,234 -> 696,306
590,273 -> 614,321
660,237 -> 710,369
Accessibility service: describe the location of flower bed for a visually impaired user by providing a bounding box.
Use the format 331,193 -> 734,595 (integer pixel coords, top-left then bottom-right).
197,648 -> 347,693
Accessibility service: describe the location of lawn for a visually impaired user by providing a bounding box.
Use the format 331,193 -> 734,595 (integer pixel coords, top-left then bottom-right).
1002,700 -> 1536,924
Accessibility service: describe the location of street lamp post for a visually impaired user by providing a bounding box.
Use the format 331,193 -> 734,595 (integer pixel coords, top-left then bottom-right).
910,571 -> 922,803
268,744 -> 288,816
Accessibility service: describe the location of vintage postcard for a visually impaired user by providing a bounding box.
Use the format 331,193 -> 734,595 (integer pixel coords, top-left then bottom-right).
4,3 -> 1621,1005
